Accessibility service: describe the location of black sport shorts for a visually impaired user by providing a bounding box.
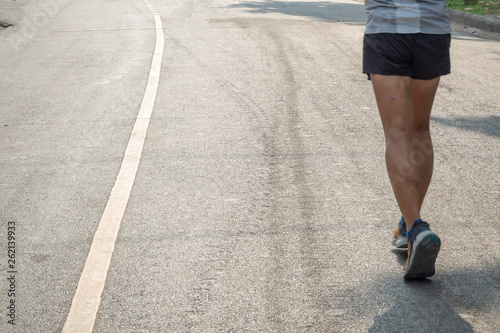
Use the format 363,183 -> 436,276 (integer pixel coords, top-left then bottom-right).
363,33 -> 451,80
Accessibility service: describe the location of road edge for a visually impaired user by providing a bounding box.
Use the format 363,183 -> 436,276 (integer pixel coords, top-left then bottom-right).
447,8 -> 500,33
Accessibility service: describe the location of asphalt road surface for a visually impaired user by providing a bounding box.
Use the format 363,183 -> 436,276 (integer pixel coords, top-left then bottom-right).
1,0 -> 499,332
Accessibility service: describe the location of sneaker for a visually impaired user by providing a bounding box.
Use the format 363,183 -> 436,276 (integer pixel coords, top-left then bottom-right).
392,216 -> 408,249
403,221 -> 441,280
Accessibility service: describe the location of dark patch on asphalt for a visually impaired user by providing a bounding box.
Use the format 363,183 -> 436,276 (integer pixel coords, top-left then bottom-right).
0,22 -> 13,29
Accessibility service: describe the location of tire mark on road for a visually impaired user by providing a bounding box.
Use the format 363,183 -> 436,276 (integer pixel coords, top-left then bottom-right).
160,19 -> 332,328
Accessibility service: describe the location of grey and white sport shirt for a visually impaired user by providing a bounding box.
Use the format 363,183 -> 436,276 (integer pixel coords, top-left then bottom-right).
365,0 -> 451,34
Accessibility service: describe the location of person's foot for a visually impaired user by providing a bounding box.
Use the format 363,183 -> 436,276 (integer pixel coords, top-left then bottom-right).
392,216 -> 408,249
403,221 -> 441,280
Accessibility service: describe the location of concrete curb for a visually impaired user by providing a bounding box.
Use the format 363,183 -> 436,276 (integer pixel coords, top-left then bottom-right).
447,8 -> 500,33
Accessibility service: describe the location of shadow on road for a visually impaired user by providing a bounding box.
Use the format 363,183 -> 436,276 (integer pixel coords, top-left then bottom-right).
228,0 -> 367,24
432,115 -> 500,138
367,265 -> 500,332
392,248 -> 407,266
369,287 -> 474,332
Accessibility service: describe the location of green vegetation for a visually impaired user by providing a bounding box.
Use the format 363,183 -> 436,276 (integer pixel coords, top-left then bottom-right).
447,0 -> 500,17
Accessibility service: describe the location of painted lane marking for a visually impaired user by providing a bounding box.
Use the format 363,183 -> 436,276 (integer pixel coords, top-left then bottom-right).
61,1 -> 164,332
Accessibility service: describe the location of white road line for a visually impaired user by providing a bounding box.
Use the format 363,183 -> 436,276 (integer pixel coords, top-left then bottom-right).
61,1 -> 164,332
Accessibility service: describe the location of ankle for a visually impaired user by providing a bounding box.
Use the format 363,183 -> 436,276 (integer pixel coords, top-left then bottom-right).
406,219 -> 424,238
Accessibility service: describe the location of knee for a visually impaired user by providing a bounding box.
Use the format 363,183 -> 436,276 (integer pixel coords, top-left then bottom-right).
412,121 -> 430,136
385,124 -> 411,146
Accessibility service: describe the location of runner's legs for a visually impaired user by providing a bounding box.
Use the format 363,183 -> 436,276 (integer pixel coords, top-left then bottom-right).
371,74 -> 440,230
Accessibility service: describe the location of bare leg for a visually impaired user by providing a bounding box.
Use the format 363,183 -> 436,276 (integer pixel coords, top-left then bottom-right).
371,74 -> 440,231
410,78 -> 439,209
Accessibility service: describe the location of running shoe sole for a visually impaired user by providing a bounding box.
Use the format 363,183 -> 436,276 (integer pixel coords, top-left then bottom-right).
403,230 -> 441,280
